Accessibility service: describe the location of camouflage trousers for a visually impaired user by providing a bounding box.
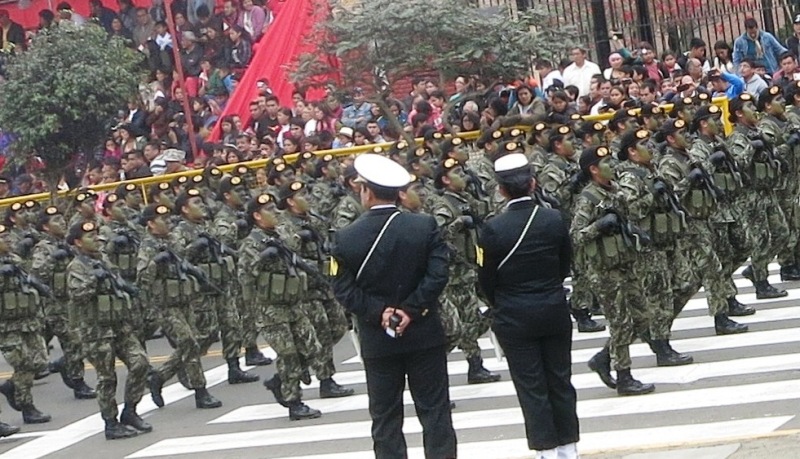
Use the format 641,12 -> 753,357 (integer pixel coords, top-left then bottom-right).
195,295 -> 242,361
235,288 -> 261,349
570,260 -> 595,313
744,193 -> 789,281
589,270 -> 649,370
302,294 -> 348,381
136,297 -> 161,346
776,191 -> 800,267
440,294 -> 463,353
83,330 -> 148,421
261,307 -> 323,403
711,220 -> 750,296
43,313 -> 84,380
444,280 -> 489,360
628,250 -> 672,340
672,222 -> 735,318
0,330 -> 48,409
155,306 -> 206,389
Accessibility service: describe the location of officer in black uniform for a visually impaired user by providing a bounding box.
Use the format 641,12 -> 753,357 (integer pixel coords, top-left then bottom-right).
477,153 -> 579,459
331,154 -> 456,459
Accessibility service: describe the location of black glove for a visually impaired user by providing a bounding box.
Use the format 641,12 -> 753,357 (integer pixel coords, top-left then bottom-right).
653,181 -> 668,195
0,264 -> 16,277
189,237 -> 209,252
709,151 -> 727,166
787,132 -> 800,147
52,248 -> 70,261
120,280 -> 139,297
567,172 -> 585,193
459,215 -> 475,229
91,268 -> 108,281
750,139 -> 765,151
259,247 -> 279,261
687,168 -> 705,184
111,235 -> 129,248
16,238 -> 34,254
235,219 -> 250,233
297,229 -> 314,242
596,213 -> 620,234
153,251 -> 172,265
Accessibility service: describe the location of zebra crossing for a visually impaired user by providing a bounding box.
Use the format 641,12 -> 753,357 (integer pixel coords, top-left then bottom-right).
0,264 -> 797,459
116,263 -> 800,459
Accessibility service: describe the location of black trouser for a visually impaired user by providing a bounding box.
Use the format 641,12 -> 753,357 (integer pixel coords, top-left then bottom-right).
363,345 -> 456,459
496,329 -> 579,451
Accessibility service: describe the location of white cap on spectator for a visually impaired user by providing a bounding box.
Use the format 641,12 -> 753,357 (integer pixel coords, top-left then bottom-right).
338,127 -> 354,139
163,149 -> 186,162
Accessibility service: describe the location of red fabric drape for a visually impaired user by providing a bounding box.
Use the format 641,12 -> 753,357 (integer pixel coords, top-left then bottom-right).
3,0 -> 102,29
209,0 -> 339,140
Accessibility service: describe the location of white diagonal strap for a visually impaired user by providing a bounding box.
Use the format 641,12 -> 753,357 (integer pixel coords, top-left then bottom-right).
356,211 -> 400,282
498,205 -> 539,271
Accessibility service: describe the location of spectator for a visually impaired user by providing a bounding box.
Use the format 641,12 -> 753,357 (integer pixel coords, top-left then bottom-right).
117,124 -> 145,153
678,38 -> 711,74
366,120 -> 385,143
173,11 -> 196,36
38,9 -> 56,30
733,18 -> 787,75
713,41 -> 735,74
508,85 -> 546,118
133,7 -> 155,49
708,69 -> 745,100
109,16 -> 135,46
562,47 -> 601,97
772,52 -> 800,89
201,28 -> 227,67
639,42 -> 669,83
449,75 -> 469,102
402,77 -> 428,112
661,50 -> 681,73
226,25 -> 252,70
740,58 -> 768,96
305,102 -> 338,136
220,115 -> 239,144
162,148 -> 188,174
57,2 -> 87,26
144,141 -> 167,175
787,14 -> 800,59
602,53 -> 627,81
195,4 -> 221,39
458,111 -> 480,133
281,134 -> 299,155
237,0 -> 267,42
187,0 -> 214,26
103,138 -> 122,159
125,99 -> 148,137
639,81 -> 658,105
275,107 -> 292,147
536,59 -> 563,94
0,176 -> 10,199
352,126 -> 373,146
686,58 -> 704,84
332,127 -> 354,149
341,87 -> 373,129
122,150 -> 153,179
117,0 -> 138,32
149,0 -> 167,22
180,31 -> 204,76
0,9 -> 26,53
90,0 -> 117,33
219,0 -> 240,32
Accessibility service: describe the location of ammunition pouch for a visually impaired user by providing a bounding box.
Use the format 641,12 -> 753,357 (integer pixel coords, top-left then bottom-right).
256,271 -> 308,303
638,212 -> 685,247
682,189 -> 714,219
52,271 -> 68,299
198,262 -> 225,295
0,291 -> 36,320
750,161 -> 779,190
89,294 -> 127,326
112,253 -> 137,281
584,233 -> 635,270
712,172 -> 740,193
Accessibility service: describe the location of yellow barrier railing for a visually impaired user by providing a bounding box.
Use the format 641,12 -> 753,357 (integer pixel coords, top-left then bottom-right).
0,96 -> 731,209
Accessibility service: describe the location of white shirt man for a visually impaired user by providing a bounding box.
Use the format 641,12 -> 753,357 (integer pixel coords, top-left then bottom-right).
562,48 -> 601,97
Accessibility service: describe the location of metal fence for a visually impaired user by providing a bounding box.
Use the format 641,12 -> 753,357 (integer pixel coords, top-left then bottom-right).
513,0 -> 798,65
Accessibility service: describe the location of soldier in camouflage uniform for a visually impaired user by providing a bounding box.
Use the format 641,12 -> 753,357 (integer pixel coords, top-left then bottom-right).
66,221 -> 150,440
149,182 -> 177,210
6,201 -> 41,267
656,119 -> 747,335
311,153 -> 346,219
431,157 -> 500,384
239,194 -> 323,420
138,204 -> 223,410
0,224 -> 51,425
172,188 -> 258,387
614,129 -> 694,367
113,183 -> 145,222
689,105 -> 755,317
68,190 -> 105,230
330,166 -> 364,231
754,86 -> 800,285
539,125 -> 605,333
727,93 -> 791,299
30,206 -> 96,399
607,109 -> 639,158
572,146 -> 655,396
212,176 -> 272,367
278,181 -> 354,399
782,81 -> 800,273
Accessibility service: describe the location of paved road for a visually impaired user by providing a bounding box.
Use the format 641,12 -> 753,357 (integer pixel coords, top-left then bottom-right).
0,262 -> 798,459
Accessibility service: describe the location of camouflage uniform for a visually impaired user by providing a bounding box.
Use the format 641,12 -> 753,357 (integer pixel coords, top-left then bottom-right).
137,231 -> 208,389
330,192 -> 363,231
239,226 -> 323,403
31,235 -> 84,382
67,252 -> 148,423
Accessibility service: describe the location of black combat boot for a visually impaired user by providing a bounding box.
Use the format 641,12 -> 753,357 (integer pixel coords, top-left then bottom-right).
176,368 -> 191,390
727,297 -> 756,317
72,379 -> 97,400
0,380 -> 19,411
21,405 -> 51,424
714,314 -> 749,335
227,358 -> 260,384
300,369 -> 312,386
245,347 -> 273,366
652,339 -> 694,367
616,369 -> 655,396
288,400 -> 322,421
780,264 -> 800,281
120,403 -> 152,433
319,378 -> 355,398
264,374 -> 288,407
148,372 -> 165,408
50,357 -> 74,389
572,308 -> 605,333
587,347 -> 616,389
741,265 -> 755,284
33,368 -> 50,381
194,387 -> 222,409
0,421 -> 19,438
467,355 -> 501,384
104,419 -> 139,440
753,280 -> 788,300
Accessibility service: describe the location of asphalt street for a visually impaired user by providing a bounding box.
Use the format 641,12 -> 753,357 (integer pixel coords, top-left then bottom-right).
0,263 -> 798,459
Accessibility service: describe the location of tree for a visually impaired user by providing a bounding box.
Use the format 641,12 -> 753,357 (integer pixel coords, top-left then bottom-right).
0,23 -> 142,194
290,0 -> 578,138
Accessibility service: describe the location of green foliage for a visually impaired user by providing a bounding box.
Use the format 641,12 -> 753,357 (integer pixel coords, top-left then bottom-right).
0,23 -> 142,188
290,0 -> 580,90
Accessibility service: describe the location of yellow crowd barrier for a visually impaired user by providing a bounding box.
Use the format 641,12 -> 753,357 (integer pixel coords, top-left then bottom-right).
0,96 -> 730,209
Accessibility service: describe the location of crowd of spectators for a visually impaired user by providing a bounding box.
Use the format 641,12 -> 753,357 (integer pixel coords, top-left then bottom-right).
1,9 -> 800,199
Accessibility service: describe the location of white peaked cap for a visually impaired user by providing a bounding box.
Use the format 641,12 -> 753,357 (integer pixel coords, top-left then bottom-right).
353,154 -> 411,188
494,153 -> 528,173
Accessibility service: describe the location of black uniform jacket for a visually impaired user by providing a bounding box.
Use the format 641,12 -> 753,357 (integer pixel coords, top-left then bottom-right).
332,206 -> 449,359
478,199 -> 573,339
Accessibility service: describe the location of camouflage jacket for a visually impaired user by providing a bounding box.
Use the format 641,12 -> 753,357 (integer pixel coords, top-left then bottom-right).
0,253 -> 44,333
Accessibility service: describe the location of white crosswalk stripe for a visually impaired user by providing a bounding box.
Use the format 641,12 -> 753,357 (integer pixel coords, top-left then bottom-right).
117,268 -> 800,459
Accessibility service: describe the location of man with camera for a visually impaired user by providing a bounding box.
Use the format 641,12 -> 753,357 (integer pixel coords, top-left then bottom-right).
331,154 -> 456,459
